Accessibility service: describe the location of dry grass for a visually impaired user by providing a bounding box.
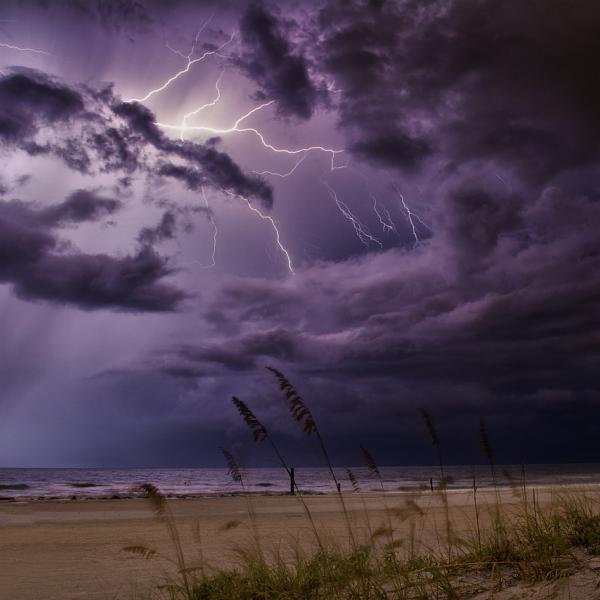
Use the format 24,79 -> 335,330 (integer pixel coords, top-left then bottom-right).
126,371 -> 600,599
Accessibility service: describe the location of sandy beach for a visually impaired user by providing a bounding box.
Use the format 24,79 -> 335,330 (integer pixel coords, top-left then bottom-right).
2,487 -> 600,599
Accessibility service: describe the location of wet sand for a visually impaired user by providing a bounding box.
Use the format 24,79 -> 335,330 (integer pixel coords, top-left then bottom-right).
0,487 -> 598,599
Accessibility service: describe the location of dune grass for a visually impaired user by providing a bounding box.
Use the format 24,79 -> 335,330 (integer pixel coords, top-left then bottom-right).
127,370 -> 600,599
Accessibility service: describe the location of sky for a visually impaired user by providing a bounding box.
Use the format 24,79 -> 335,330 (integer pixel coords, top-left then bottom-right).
1,0 -> 599,468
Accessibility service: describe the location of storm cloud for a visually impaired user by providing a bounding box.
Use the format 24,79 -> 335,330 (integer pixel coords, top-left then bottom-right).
236,3 -> 324,120
1,0 -> 599,467
152,178 -> 600,462
0,68 -> 84,142
1,69 -> 273,203
0,195 -> 184,311
315,0 -> 600,181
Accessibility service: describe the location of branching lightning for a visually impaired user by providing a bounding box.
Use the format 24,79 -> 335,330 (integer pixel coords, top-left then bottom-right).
392,185 -> 431,246
125,26 -> 355,272
369,190 -> 397,234
124,30 -> 235,104
180,188 -> 219,269
0,41 -> 50,56
323,182 -> 382,249
200,187 -> 218,268
252,153 -> 308,178
178,70 -> 224,141
156,99 -> 344,170
224,190 -> 293,273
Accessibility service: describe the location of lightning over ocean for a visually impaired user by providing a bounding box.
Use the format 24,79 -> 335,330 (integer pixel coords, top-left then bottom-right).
2,5 -> 600,596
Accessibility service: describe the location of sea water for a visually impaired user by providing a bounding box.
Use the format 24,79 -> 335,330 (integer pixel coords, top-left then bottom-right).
2,464 -> 600,500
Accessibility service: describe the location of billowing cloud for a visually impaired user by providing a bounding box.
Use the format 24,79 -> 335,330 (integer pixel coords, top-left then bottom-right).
147,177 -> 600,460
0,67 -> 273,311
236,3 -> 324,120
14,247 -> 183,312
113,100 -> 274,206
2,0 -> 600,466
0,69 -> 273,204
0,68 -> 83,142
40,189 -> 122,225
315,0 -> 600,180
138,210 -> 177,245
65,0 -> 153,32
0,195 -> 184,311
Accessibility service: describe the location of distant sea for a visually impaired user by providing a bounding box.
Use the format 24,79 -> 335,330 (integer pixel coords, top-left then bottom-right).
2,464 -> 600,500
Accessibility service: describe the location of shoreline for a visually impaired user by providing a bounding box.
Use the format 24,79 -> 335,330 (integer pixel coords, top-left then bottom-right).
3,480 -> 600,504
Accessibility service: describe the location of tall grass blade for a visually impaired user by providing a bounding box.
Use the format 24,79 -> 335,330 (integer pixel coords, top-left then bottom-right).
232,396 -> 267,442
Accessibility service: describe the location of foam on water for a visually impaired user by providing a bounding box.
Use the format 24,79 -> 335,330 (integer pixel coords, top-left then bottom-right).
2,464 -> 600,500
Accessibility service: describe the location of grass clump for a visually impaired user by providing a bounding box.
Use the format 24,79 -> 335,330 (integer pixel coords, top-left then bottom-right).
560,495 -> 600,552
126,370 -> 600,599
133,473 -> 600,599
457,492 -> 600,585
193,547 -> 381,600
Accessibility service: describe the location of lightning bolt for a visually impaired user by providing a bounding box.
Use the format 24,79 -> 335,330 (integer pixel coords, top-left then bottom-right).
252,153 -> 308,178
165,13 -> 213,60
179,188 -> 219,269
369,190 -> 397,234
393,185 -> 431,246
323,181 -> 382,249
179,70 -> 224,141
0,41 -> 50,56
124,30 -> 235,104
125,27 -> 346,271
224,190 -> 293,273
156,99 -> 344,170
200,187 -> 218,268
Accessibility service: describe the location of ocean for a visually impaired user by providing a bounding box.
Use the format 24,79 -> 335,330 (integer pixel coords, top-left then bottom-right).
2,464 -> 600,500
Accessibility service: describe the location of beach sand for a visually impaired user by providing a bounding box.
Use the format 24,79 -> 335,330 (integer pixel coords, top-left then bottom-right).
1,488 -> 600,599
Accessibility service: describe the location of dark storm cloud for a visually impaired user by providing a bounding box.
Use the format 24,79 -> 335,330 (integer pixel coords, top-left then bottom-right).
236,3 -> 324,120
4,0 -> 600,466
0,69 -> 272,205
0,69 -> 84,142
91,127 -> 139,173
14,246 -> 183,312
113,101 -> 274,206
0,190 -> 120,231
0,68 -> 274,313
40,189 -> 122,225
12,0 -> 154,32
150,176 -> 600,460
0,195 -> 184,311
0,202 -> 56,269
111,99 -> 164,146
315,0 -> 600,180
138,210 -> 177,245
351,134 -> 430,171
65,0 -> 153,32
165,327 -> 309,372
157,164 -> 205,191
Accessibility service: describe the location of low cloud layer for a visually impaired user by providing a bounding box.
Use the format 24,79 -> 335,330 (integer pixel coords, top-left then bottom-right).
150,177 -> 600,462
